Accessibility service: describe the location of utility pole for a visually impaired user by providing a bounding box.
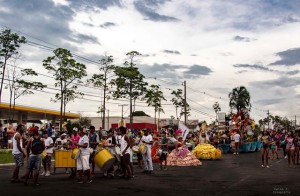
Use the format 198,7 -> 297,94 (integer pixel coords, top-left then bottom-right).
118,104 -> 127,120
184,80 -> 187,125
107,109 -> 109,130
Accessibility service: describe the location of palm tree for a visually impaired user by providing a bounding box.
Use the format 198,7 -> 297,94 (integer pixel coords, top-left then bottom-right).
228,86 -> 251,112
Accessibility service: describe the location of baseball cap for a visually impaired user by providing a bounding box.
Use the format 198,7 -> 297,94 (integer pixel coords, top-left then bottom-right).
73,127 -> 78,132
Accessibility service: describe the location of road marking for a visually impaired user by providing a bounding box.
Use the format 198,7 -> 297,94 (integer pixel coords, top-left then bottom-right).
214,175 -> 251,196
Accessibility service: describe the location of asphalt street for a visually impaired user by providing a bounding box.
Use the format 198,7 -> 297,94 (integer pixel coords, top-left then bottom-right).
0,151 -> 299,196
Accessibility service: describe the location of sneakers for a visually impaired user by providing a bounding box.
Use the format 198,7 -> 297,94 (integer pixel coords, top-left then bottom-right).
237,153 -> 239,155
266,165 -> 269,168
86,179 -> 93,184
40,172 -> 46,176
45,171 -> 51,176
261,165 -> 265,168
284,156 -> 287,159
76,180 -> 84,184
233,153 -> 236,155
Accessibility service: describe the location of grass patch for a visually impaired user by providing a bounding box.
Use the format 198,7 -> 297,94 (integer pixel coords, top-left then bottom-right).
0,150 -> 14,164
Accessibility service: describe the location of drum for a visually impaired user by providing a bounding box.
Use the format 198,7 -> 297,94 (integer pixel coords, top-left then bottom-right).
41,151 -> 47,160
71,148 -> 80,160
132,145 -> 139,153
94,148 -> 115,171
139,144 -> 147,154
115,146 -> 121,155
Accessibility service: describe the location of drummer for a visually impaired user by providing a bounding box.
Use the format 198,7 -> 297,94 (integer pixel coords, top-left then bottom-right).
104,129 -> 117,177
75,128 -> 92,184
142,129 -> 154,174
89,126 -> 99,176
134,132 -> 143,168
55,133 -> 68,150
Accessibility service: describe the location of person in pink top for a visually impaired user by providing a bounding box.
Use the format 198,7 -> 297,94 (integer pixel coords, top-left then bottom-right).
69,127 -> 80,178
71,127 -> 80,149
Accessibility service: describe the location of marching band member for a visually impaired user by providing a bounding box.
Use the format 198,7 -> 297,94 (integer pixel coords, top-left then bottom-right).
89,126 -> 99,176
119,126 -> 133,179
142,129 -> 154,174
75,128 -> 92,184
104,129 -> 117,177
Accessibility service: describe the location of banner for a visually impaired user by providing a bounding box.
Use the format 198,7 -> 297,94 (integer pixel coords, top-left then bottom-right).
179,122 -> 189,140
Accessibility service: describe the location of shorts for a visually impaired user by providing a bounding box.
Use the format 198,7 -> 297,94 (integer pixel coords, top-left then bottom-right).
28,154 -> 41,172
77,155 -> 90,171
159,151 -> 168,161
121,153 -> 130,166
263,144 -> 269,149
271,145 -> 276,150
42,155 -> 52,166
13,153 -> 24,167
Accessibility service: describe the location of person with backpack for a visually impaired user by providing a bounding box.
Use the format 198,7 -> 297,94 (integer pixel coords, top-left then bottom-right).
24,129 -> 45,186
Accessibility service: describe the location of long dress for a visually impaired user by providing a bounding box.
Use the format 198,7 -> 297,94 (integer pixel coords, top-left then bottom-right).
167,142 -> 201,166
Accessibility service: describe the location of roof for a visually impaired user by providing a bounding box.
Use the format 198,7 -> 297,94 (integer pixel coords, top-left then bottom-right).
0,103 -> 80,119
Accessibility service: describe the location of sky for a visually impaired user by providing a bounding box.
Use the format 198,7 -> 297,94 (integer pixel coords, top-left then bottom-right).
1,0 -> 300,124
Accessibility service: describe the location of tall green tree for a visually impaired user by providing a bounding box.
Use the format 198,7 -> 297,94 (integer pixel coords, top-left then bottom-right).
43,48 -> 87,131
6,60 -> 46,121
212,101 -> 221,125
228,86 -> 251,113
87,55 -> 115,129
170,89 -> 190,120
144,84 -> 166,125
111,51 -> 148,130
0,28 -> 26,103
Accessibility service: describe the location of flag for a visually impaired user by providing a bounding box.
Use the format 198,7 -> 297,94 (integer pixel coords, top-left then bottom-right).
179,122 -> 189,140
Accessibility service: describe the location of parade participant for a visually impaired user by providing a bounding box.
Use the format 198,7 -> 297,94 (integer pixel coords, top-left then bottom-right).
0,123 -> 3,148
41,131 -> 53,176
280,132 -> 287,159
128,130 -> 134,178
55,133 -> 68,150
69,127 -> 80,178
142,129 -> 154,174
270,134 -> 278,160
158,131 -> 168,170
75,128 -> 92,184
135,132 -> 143,168
295,134 -> 300,165
233,131 -> 241,155
167,136 -> 201,166
11,124 -> 26,183
260,131 -> 271,168
119,126 -> 132,179
285,131 -> 295,168
104,129 -> 117,177
89,126 -> 99,176
24,129 -> 45,186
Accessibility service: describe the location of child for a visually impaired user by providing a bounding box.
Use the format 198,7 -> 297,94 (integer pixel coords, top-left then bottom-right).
270,137 -> 278,160
158,131 -> 168,170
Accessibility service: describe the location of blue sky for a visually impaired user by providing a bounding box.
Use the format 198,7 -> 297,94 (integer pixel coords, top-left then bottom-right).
1,0 -> 300,124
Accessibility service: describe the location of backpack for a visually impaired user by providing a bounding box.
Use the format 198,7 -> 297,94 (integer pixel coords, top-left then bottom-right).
31,138 -> 45,155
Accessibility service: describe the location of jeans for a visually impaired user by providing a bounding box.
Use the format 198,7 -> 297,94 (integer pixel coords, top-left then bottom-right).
143,147 -> 153,171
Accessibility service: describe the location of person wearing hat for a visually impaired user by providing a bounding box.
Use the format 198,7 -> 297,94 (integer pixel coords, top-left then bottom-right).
41,130 -> 53,176
74,127 -> 92,184
55,133 -> 68,150
71,127 -> 80,150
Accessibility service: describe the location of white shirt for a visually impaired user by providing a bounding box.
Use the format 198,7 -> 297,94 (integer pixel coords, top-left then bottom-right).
233,133 -> 241,143
12,133 -> 23,154
79,135 -> 90,156
120,135 -> 130,155
55,138 -> 67,149
142,135 -> 153,148
44,137 -> 54,154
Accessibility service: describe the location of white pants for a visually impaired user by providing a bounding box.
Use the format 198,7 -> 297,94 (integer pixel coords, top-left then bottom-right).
142,147 -> 153,171
77,155 -> 90,171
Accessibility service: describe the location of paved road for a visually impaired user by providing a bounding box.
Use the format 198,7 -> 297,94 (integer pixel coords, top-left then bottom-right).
0,152 -> 299,196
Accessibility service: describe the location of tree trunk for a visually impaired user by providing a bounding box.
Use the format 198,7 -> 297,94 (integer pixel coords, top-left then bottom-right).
59,79 -> 64,133
0,57 -> 8,104
102,72 -> 107,130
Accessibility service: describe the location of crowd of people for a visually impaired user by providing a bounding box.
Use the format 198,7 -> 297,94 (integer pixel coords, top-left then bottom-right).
3,122 -> 300,187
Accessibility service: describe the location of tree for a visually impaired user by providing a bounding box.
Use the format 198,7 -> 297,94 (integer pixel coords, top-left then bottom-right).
0,28 -> 26,103
143,84 -> 166,125
42,48 -> 87,132
6,59 -> 46,121
87,55 -> 115,129
212,102 -> 221,124
111,51 -> 148,130
228,86 -> 251,113
132,111 -> 150,117
170,89 -> 190,120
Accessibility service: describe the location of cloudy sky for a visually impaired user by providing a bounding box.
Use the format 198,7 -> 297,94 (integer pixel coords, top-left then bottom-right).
1,0 -> 300,124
